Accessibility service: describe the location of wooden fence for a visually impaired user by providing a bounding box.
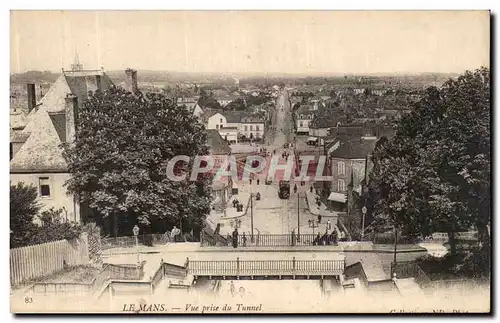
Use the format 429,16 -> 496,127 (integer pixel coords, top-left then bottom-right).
10,233 -> 89,286
391,261 -> 432,287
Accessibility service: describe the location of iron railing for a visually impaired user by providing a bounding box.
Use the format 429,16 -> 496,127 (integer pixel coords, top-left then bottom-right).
201,233 -> 338,247
187,258 -> 345,276
101,233 -> 170,250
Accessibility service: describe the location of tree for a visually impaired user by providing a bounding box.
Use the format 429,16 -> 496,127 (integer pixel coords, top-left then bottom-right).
10,182 -> 40,248
32,208 -> 83,245
225,98 -> 246,111
63,87 -> 213,237
10,182 -> 83,248
369,68 -> 490,273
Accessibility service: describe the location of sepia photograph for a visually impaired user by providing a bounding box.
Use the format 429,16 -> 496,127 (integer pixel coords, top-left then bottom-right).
9,10 -> 491,314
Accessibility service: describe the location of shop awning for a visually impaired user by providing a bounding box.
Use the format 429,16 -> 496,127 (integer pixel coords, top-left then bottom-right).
328,192 -> 347,203
308,137 -> 318,142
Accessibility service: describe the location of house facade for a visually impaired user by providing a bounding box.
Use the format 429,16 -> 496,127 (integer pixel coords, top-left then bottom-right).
239,119 -> 265,141
205,112 -> 228,130
328,137 -> 378,206
215,94 -> 239,107
295,104 -> 316,134
219,127 -> 238,144
9,65 -> 123,223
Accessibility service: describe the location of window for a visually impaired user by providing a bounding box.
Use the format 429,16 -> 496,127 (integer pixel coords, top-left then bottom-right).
338,179 -> 346,192
337,161 -> 345,175
299,121 -> 303,127
244,125 -> 248,131
39,177 -> 51,197
220,118 -> 223,123
300,114 -> 304,119
256,125 -> 260,131
250,125 -> 253,131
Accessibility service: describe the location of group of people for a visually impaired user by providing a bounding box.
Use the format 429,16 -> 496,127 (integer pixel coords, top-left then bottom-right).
312,230 -> 338,246
232,198 -> 244,212
229,228 -> 247,248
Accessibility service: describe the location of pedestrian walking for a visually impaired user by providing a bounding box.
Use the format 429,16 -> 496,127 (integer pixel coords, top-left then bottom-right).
232,228 -> 239,248
242,233 -> 247,247
257,178 -> 260,185
327,219 -> 332,231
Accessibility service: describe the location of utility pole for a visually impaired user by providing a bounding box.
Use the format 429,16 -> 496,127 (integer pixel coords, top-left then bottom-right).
250,194 -> 254,243
297,192 -> 300,239
393,225 -> 398,265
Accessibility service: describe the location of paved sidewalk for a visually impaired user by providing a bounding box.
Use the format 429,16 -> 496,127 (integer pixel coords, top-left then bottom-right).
223,192 -> 251,219
304,190 -> 338,219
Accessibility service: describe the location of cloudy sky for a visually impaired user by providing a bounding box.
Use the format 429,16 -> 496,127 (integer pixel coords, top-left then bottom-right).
10,10 -> 489,74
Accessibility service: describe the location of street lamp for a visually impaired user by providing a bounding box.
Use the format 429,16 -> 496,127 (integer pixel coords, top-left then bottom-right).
361,206 -> 367,240
133,225 -> 140,264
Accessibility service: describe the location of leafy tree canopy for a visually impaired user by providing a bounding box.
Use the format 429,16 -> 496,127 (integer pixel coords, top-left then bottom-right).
369,67 -> 490,264
10,182 -> 82,248
63,87 -> 213,237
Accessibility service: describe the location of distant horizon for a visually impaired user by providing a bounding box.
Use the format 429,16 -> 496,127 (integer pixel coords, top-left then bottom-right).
10,68 -> 464,78
11,11 -> 489,75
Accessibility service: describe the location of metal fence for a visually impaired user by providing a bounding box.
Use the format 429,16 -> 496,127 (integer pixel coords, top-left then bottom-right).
201,233 -> 338,247
188,258 -> 345,276
101,233 -> 170,250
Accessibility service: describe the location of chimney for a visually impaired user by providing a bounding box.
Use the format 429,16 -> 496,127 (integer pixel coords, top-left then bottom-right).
65,94 -> 78,143
27,84 -> 36,112
85,75 -> 101,93
125,68 -> 138,94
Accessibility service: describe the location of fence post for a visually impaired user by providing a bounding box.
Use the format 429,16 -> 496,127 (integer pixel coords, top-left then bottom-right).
293,257 -> 296,279
237,257 -> 240,279
185,257 -> 189,275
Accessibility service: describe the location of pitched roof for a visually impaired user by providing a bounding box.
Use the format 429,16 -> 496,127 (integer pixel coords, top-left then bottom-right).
224,111 -> 246,123
10,132 -> 30,143
10,70 -> 114,173
48,112 -> 66,143
10,110 -> 68,172
240,116 -> 264,124
330,137 -> 378,159
206,129 -> 230,155
296,104 -> 315,114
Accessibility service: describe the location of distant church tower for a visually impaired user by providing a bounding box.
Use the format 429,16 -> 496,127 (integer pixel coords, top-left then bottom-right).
70,50 -> 84,71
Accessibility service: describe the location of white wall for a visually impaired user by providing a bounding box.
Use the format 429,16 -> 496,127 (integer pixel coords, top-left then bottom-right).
10,172 -> 80,223
239,123 -> 265,139
296,119 -> 311,133
207,113 -> 227,130
219,129 -> 238,143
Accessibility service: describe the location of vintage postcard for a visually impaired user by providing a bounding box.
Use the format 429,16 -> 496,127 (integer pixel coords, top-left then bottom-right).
9,10 -> 490,314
